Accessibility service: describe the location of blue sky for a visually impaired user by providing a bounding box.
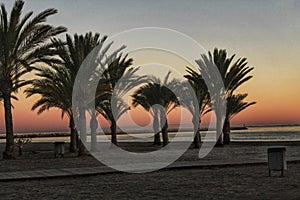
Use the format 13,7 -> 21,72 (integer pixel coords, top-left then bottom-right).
2,0 -> 299,55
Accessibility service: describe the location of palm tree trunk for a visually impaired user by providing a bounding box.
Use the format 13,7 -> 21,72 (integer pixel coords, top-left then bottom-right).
78,138 -> 88,156
216,113 -> 224,146
111,119 -> 117,145
90,112 -> 98,151
2,90 -> 14,159
193,117 -> 201,148
69,117 -> 78,153
223,118 -> 231,144
153,111 -> 161,145
78,106 -> 88,155
162,120 -> 169,146
161,110 -> 169,146
154,132 -> 161,144
79,106 -> 86,143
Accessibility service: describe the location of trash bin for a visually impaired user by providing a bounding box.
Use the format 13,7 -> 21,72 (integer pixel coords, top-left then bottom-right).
54,142 -> 65,158
268,147 -> 287,176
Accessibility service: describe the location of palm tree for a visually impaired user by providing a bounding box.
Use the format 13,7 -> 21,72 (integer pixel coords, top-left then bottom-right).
196,54 -> 226,147
96,94 -> 129,145
26,32 -> 105,154
0,0 -> 66,159
131,81 -> 161,145
223,93 -> 256,144
212,48 -> 254,145
196,48 -> 254,146
25,64 -> 78,151
95,55 -> 144,145
184,67 -> 211,148
131,72 -> 180,146
84,76 -> 111,151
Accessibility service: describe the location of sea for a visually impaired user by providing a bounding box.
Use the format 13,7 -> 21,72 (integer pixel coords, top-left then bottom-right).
230,125 -> 300,142
2,125 -> 300,143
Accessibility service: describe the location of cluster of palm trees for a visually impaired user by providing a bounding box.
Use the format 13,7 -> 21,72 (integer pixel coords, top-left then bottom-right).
131,48 -> 256,148
188,49 -> 256,146
132,72 -> 181,147
0,1 -> 255,159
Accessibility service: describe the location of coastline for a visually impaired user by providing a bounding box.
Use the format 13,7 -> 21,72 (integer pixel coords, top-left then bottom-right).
0,126 -> 248,139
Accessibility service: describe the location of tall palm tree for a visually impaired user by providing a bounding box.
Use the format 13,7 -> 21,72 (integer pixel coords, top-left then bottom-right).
26,32 -> 105,154
196,48 -> 254,146
131,72 -> 180,146
0,0 -> 66,158
184,67 -> 211,148
223,93 -> 256,144
196,54 -> 226,147
212,48 -> 254,145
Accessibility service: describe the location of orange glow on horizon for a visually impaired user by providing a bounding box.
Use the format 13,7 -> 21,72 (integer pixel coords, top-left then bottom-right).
1,85 -> 300,133
1,60 -> 300,133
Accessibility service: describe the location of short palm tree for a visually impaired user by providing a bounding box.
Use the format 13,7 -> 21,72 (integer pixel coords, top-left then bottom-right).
95,55 -> 144,145
26,32 -> 105,154
131,72 -> 180,146
184,67 -> 211,148
0,0 -> 66,158
25,65 -> 77,150
96,94 -> 129,145
131,81 -> 161,144
223,93 -> 256,144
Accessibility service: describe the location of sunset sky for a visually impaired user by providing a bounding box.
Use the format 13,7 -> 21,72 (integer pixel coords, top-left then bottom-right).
0,0 -> 300,132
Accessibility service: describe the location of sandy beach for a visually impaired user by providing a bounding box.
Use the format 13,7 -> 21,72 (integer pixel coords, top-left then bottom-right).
0,141 -> 299,199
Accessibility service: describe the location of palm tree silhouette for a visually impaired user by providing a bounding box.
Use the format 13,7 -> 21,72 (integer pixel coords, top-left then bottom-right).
95,55 -> 139,146
25,64 -> 77,150
196,48 -> 254,146
0,0 -> 66,159
212,48 -> 254,145
26,32 -> 105,154
223,93 -> 256,144
132,72 -> 180,146
184,67 -> 210,148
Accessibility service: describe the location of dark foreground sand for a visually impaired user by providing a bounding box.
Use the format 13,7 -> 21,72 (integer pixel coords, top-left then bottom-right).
0,141 -> 300,199
1,163 -> 300,200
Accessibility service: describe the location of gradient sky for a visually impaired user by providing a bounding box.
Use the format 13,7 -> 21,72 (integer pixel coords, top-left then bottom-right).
0,0 -> 300,132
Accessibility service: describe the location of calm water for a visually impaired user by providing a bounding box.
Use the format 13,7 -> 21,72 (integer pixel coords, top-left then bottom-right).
4,125 -> 300,143
230,125 -> 300,142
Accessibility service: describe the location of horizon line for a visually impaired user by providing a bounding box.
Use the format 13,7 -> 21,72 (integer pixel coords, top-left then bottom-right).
3,123 -> 300,134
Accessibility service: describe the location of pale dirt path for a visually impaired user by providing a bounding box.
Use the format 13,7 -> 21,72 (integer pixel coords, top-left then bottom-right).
0,141 -> 300,172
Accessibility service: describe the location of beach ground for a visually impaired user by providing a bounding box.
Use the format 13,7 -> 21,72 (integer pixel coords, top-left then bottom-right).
0,141 -> 299,199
